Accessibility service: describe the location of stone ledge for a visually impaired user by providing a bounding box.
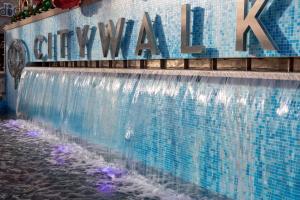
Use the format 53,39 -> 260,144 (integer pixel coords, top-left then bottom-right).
25,67 -> 300,81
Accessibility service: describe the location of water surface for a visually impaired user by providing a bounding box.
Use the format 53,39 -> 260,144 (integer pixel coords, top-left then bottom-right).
0,119 -> 224,200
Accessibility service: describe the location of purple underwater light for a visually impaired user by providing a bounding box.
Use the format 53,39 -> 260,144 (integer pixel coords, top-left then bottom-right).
25,130 -> 40,137
8,120 -> 18,126
94,167 -> 126,179
51,145 -> 72,166
96,182 -> 116,194
4,120 -> 20,130
93,166 -> 127,195
54,157 -> 66,165
52,145 -> 71,154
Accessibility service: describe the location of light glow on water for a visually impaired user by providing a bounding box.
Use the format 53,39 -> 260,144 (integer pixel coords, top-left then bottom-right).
96,167 -> 127,179
96,182 -> 116,194
25,130 -> 40,137
3,119 -> 199,200
50,145 -> 72,165
3,120 -> 21,131
52,145 -> 71,154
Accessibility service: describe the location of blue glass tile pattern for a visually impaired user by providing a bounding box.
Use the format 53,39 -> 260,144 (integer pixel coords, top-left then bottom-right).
5,0 -> 300,62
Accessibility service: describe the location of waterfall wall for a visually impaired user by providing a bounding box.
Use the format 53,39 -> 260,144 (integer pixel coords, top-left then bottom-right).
17,68 -> 300,200
5,0 -> 299,111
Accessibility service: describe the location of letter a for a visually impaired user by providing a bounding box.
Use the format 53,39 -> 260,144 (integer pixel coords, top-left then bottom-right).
135,12 -> 159,56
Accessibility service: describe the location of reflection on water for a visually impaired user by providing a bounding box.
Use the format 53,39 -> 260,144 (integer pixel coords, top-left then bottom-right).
0,119 -> 226,200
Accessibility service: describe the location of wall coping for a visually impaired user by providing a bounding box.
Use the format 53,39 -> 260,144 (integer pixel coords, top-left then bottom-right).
24,67 -> 300,81
3,0 -> 97,31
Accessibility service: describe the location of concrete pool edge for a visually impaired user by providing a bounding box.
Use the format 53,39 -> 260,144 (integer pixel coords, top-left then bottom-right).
25,67 -> 300,81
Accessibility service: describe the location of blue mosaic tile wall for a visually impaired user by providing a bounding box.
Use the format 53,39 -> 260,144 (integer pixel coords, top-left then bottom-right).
17,70 -> 300,200
5,0 -> 300,63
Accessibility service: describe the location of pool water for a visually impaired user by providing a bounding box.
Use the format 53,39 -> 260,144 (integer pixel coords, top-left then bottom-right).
0,119 -> 226,200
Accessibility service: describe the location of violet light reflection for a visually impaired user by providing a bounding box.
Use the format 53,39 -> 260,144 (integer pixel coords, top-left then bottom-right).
25,130 -> 40,137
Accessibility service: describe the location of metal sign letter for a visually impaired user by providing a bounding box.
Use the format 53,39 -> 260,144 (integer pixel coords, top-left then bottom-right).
181,4 -> 205,54
236,0 -> 276,51
98,18 -> 125,59
135,12 -> 159,56
34,35 -> 47,60
48,33 -> 53,59
57,29 -> 71,58
76,25 -> 90,58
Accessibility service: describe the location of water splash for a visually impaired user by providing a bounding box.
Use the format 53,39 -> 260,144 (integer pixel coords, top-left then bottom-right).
94,167 -> 127,179
9,119 -> 199,200
96,182 -> 116,195
125,128 -> 134,140
3,120 -> 20,131
50,145 -> 72,165
52,145 -> 71,154
276,102 -> 289,116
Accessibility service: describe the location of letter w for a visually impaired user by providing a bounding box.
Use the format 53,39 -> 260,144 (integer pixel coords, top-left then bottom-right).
98,18 -> 125,59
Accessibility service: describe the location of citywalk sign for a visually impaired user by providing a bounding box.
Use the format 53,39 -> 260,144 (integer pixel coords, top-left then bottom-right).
33,0 -> 278,60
